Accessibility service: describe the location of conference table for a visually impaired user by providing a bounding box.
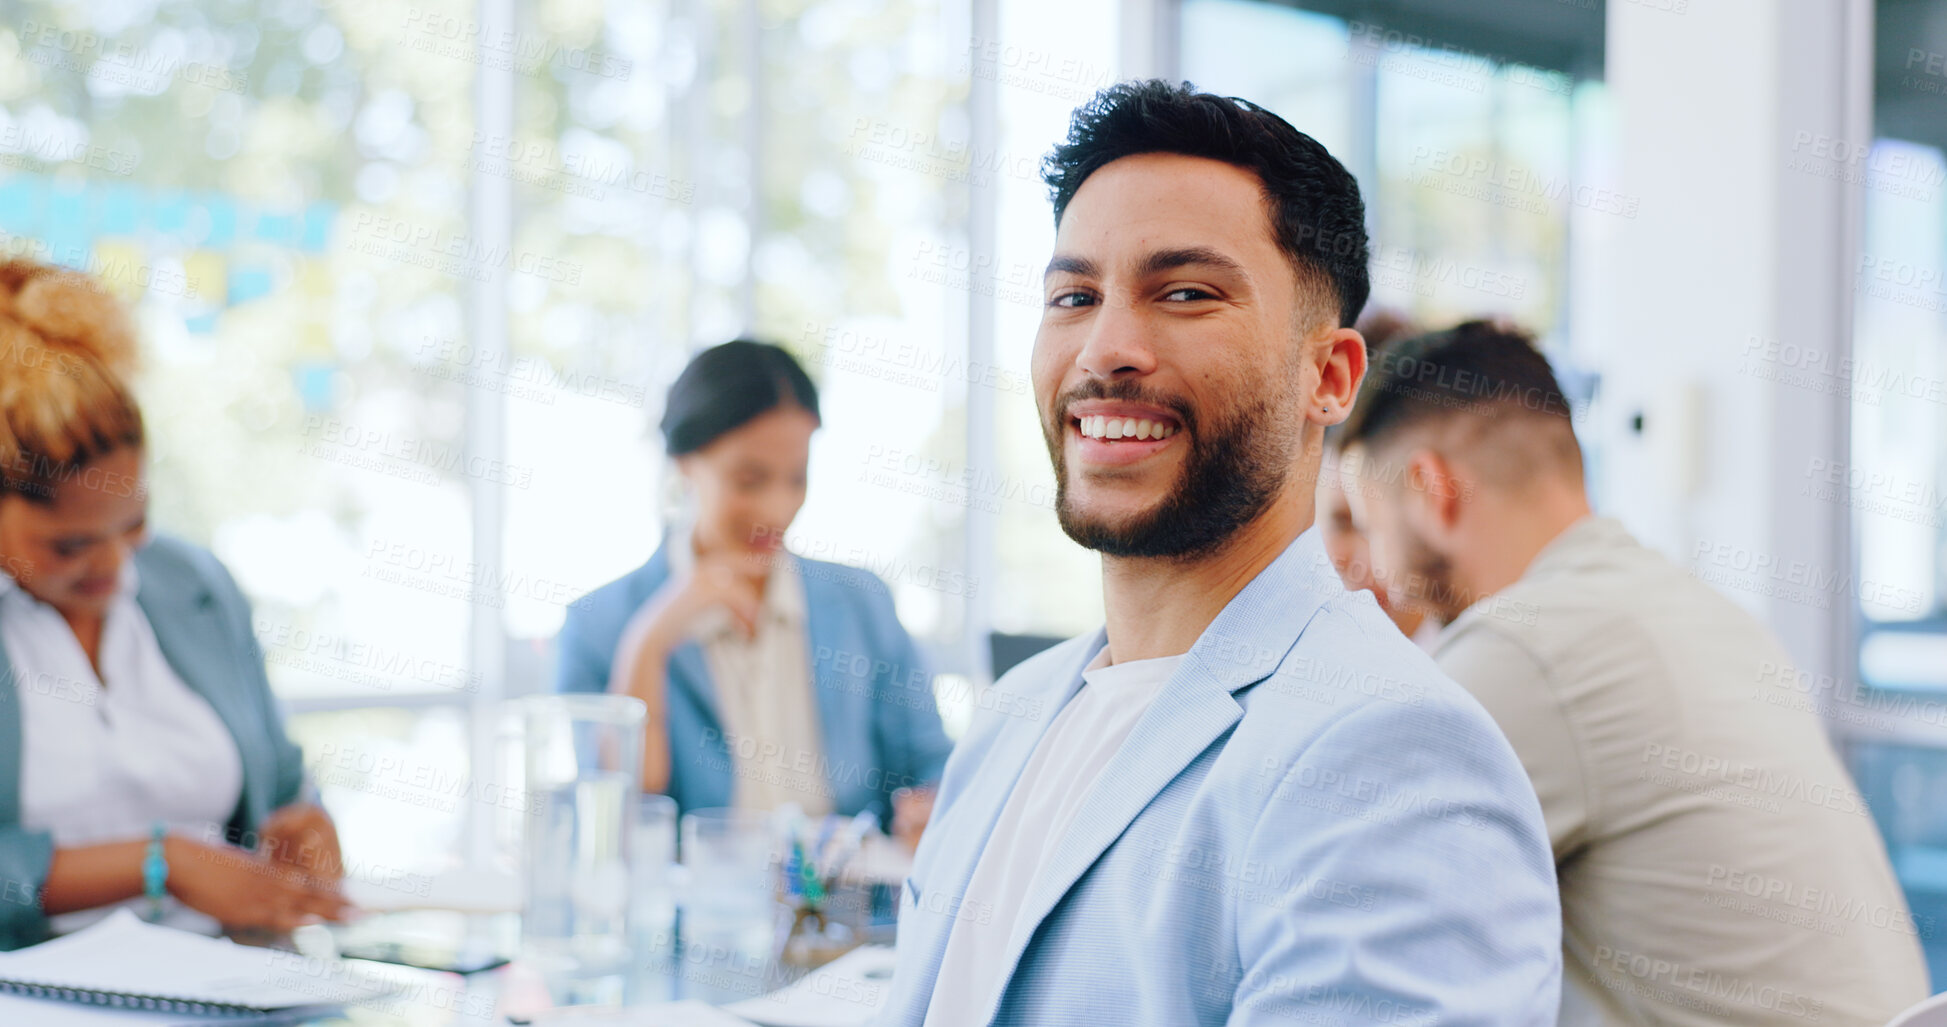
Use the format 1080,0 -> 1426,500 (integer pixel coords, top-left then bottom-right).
249,912 -> 870,1025
253,861 -> 904,1026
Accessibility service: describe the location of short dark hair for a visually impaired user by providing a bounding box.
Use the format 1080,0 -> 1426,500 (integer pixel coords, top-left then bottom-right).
660,339 -> 820,456
1338,320 -> 1580,475
1042,79 -> 1370,327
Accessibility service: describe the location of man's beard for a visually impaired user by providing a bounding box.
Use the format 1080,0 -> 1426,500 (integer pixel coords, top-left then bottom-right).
1043,377 -> 1298,561
1398,523 -> 1471,623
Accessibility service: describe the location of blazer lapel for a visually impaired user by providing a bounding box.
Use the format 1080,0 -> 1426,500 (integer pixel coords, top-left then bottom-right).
973,531 -> 1342,1021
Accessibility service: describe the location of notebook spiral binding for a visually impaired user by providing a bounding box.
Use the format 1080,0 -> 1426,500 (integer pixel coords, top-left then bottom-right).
0,978 -> 264,1016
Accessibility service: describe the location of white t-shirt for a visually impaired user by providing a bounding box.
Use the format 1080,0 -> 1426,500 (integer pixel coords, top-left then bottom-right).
1,564 -> 243,933
922,647 -> 1184,1026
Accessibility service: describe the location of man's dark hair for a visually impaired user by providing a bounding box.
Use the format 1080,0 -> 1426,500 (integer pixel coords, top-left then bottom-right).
660,339 -> 820,456
1337,319 -> 1581,480
1042,79 -> 1370,327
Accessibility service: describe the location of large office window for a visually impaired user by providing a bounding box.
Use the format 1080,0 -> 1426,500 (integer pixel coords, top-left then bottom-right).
1842,0 -> 1947,986
0,0 -> 981,877
5,0 -> 484,870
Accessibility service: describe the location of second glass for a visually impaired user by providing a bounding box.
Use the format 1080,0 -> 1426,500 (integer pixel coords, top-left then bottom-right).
680,807 -> 784,964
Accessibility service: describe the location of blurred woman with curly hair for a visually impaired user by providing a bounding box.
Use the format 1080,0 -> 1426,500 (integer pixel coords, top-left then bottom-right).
0,259 -> 349,948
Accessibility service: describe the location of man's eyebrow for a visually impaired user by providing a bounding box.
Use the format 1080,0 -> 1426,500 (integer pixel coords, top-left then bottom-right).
1138,246 -> 1250,280
1045,254 -> 1098,279
1044,247 -> 1252,282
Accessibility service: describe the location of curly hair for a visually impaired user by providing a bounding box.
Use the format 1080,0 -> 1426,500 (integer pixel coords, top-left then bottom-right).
1042,79 -> 1371,327
0,259 -> 146,504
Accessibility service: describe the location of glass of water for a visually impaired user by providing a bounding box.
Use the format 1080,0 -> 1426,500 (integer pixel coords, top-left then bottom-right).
508,694 -> 645,979
680,807 -> 784,967
632,794 -> 679,952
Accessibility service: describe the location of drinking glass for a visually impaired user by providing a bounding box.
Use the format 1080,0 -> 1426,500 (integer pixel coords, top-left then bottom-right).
507,694 -> 645,978
679,807 -> 784,965
632,794 -> 679,952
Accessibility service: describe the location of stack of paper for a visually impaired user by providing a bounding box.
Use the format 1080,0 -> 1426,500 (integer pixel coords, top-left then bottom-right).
0,992 -> 241,1025
0,909 -> 398,1015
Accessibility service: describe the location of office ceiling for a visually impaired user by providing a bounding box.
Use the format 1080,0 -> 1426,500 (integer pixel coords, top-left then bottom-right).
1282,0 -> 1947,155
1877,0 -> 1947,152
1279,0 -> 1606,78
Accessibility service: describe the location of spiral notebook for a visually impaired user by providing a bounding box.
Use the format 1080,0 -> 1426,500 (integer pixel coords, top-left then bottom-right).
0,909 -> 395,1016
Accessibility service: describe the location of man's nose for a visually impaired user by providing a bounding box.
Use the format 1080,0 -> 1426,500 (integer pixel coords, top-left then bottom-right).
1075,293 -> 1158,378
88,542 -> 127,584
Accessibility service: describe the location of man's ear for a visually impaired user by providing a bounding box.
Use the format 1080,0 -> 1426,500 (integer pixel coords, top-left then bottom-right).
1404,448 -> 1466,538
1308,326 -> 1366,427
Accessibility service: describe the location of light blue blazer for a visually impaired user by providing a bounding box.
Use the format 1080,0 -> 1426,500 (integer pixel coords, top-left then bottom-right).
879,529 -> 1562,1026
554,543 -> 953,824
0,537 -> 305,950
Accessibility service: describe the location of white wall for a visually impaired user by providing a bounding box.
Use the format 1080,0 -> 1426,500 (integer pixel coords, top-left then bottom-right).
1591,0 -> 1866,684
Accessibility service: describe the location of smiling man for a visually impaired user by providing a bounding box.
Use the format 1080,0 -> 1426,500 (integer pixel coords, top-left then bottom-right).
877,81 -> 1561,1027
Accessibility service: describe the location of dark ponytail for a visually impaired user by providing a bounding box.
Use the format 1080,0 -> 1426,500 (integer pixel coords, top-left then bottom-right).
660,339 -> 820,456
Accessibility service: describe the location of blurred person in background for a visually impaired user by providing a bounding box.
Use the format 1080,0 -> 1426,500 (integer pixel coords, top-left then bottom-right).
0,259 -> 348,950
1337,319 -> 1929,1025
1316,307 -> 1438,648
554,340 -> 952,844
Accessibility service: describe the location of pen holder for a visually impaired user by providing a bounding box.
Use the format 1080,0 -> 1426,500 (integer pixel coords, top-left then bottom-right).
777,809 -> 879,968
782,892 -> 859,968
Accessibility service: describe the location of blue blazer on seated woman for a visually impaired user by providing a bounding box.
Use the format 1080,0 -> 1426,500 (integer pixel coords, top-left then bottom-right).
555,541 -> 953,823
0,538 -> 304,949
552,340 -> 952,830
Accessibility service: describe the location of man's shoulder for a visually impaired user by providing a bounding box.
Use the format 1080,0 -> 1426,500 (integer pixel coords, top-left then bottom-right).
1255,597 -> 1473,703
1442,530 -> 1787,691
1230,597 -> 1512,755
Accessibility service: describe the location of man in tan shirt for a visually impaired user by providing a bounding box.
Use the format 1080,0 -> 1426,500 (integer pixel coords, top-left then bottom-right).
1336,320 -> 1930,1026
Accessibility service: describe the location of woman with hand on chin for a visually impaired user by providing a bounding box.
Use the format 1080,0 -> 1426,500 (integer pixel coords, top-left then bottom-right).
0,259 -> 348,949
555,341 -> 952,845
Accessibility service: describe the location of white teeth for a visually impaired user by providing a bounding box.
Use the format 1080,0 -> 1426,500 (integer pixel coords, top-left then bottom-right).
1076,415 -> 1176,440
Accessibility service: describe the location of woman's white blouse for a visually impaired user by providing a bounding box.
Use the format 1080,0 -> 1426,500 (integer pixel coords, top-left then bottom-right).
1,564 -> 243,930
